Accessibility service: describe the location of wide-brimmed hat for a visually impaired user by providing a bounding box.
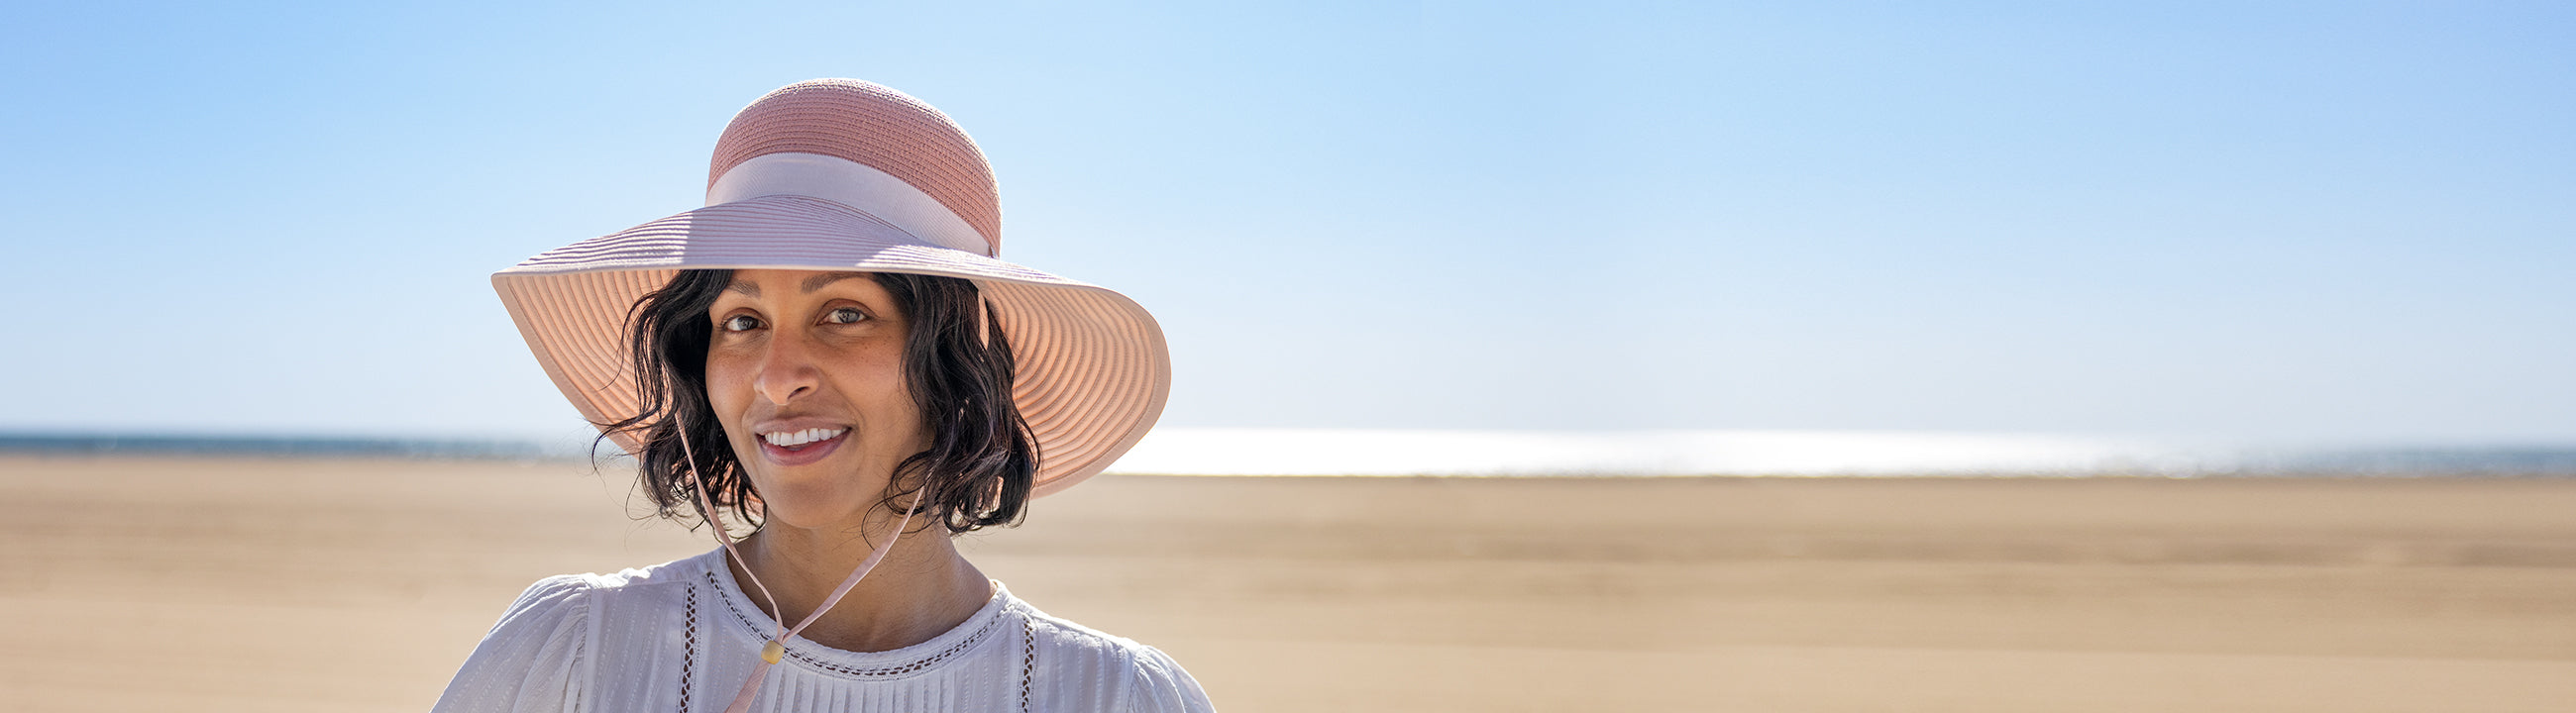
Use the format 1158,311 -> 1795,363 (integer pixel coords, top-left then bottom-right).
492,78 -> 1169,496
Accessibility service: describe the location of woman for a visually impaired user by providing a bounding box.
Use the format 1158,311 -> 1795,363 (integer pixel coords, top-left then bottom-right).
436,79 -> 1209,713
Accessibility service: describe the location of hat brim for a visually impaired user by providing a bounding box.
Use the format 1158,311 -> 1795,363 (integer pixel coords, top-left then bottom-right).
492,194 -> 1170,497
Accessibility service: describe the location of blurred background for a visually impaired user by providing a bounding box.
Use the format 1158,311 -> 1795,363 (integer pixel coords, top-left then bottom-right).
2,2 -> 2571,711
4,0 -> 2569,450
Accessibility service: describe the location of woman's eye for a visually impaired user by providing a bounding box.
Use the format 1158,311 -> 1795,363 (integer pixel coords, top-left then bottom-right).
824,307 -> 867,325
720,314 -> 763,332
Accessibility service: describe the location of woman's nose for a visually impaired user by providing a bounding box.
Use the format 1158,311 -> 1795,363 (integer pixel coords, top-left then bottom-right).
753,332 -> 819,406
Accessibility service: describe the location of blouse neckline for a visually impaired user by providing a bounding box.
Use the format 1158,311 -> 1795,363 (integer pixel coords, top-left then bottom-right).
698,548 -> 1016,680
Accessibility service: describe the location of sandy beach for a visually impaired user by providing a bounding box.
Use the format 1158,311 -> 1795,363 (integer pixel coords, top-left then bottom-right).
2,455 -> 2571,712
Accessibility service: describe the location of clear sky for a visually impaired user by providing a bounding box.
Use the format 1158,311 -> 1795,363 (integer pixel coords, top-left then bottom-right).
2,1 -> 2569,445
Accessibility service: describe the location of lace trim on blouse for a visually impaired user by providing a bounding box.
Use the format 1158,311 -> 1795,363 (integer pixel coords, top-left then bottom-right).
698,568 -> 1010,680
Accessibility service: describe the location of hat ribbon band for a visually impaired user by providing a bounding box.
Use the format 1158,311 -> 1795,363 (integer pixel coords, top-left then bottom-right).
706,152 -> 995,256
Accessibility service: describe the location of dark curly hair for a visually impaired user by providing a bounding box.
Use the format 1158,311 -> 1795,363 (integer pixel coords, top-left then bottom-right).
596,268 -> 1036,536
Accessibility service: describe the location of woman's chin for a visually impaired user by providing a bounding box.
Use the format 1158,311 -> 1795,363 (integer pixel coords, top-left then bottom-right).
742,468 -> 892,535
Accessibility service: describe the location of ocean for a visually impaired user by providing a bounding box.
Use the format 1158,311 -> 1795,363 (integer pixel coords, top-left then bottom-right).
5,429 -> 2572,477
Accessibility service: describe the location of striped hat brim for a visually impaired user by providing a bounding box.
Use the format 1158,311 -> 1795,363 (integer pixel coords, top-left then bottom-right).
492,194 -> 1170,496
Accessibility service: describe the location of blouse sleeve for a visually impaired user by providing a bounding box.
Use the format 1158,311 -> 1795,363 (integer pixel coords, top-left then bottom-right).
429,574 -> 597,713
1121,644 -> 1218,713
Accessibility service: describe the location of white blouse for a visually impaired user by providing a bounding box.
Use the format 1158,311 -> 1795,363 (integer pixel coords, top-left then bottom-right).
432,549 -> 1215,712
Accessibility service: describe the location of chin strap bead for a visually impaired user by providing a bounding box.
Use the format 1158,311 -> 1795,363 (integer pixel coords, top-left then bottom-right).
761,639 -> 786,664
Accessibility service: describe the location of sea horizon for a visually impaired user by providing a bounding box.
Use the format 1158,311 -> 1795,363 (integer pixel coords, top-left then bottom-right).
4,428 -> 2572,477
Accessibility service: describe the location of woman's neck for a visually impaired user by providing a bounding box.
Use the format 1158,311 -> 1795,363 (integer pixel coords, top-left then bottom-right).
729,511 -> 993,654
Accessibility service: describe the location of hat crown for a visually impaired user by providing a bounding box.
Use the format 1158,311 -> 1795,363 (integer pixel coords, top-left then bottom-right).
706,79 -> 1002,254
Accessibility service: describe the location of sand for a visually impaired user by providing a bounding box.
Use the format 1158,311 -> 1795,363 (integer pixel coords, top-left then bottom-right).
1,455 -> 2571,712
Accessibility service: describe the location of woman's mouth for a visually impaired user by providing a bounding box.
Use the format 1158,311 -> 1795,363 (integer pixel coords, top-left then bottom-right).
757,427 -> 848,465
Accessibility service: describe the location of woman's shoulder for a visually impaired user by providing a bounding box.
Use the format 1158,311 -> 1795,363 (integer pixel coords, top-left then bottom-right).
570,548 -> 726,590
491,550 -> 718,618
1005,590 -> 1216,713
432,551 -> 723,712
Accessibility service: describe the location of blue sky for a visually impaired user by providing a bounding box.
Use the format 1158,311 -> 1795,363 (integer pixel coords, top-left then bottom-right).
2,1 -> 2570,445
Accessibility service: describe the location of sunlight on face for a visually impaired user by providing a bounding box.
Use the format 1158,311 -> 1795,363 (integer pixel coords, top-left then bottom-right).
703,269 -> 927,531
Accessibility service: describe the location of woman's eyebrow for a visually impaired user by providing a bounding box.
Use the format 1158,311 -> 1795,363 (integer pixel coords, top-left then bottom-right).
801,272 -> 868,294
723,280 -> 760,298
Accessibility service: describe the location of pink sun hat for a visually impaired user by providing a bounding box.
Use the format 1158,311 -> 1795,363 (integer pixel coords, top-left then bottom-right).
492,78 -> 1170,496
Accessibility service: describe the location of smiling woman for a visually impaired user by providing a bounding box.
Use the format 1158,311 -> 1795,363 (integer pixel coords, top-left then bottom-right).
438,80 -> 1200,713
618,269 -> 1033,539
699,270 -> 998,531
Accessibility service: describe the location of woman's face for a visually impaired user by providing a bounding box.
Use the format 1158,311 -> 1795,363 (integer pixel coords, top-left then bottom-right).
704,269 -> 926,531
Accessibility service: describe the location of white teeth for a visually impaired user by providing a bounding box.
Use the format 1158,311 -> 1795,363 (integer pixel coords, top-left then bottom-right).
761,428 -> 846,448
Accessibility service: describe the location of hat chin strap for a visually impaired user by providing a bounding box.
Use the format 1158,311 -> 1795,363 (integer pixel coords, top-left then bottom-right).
679,427 -> 915,713
705,152 -> 996,256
